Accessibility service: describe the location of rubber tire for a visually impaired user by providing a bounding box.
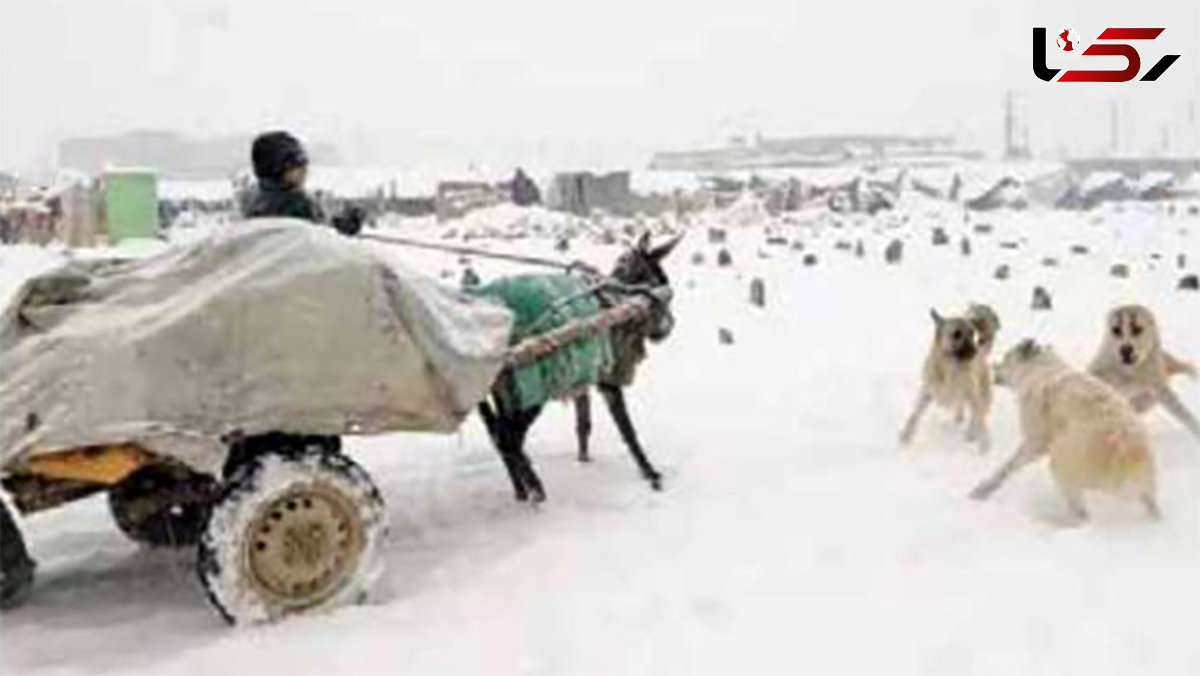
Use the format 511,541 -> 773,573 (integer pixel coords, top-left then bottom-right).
0,498 -> 36,610
197,446 -> 387,625
109,463 -> 219,548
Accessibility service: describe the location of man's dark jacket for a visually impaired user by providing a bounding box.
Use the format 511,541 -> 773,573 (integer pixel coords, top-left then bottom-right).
245,181 -> 325,222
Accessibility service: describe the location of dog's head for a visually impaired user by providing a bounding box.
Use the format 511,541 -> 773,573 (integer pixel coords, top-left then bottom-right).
930,308 -> 980,362
966,303 -> 1001,352
994,338 -> 1052,388
1102,304 -> 1161,369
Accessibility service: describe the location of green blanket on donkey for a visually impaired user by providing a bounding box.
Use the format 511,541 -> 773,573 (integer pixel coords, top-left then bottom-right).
471,274 -> 613,412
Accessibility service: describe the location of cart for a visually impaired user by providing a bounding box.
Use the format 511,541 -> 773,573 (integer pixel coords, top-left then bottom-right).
0,221 -> 665,623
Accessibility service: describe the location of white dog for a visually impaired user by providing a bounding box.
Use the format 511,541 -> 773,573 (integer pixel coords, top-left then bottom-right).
970,339 -> 1158,521
1088,304 -> 1199,441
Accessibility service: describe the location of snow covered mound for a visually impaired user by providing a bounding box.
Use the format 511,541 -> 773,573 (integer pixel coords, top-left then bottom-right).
1,200 -> 1198,676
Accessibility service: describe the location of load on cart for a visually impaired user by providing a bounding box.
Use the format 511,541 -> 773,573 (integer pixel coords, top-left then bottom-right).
0,219 -> 677,623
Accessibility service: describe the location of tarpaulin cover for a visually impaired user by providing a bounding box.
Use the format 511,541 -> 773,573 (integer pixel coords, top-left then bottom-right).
471,274 -> 612,412
0,220 -> 513,474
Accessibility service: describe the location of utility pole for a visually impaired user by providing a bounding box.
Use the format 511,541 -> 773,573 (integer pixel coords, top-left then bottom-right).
1004,91 -> 1016,159
1109,100 -> 1119,155
1190,99 -> 1197,155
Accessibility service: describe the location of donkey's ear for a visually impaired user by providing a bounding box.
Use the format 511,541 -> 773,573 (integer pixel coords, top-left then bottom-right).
650,233 -> 684,261
930,308 -> 943,326
636,231 -> 652,252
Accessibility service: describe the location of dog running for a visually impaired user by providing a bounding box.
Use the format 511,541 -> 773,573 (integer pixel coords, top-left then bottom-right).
899,303 -> 1000,452
1088,304 -> 1200,441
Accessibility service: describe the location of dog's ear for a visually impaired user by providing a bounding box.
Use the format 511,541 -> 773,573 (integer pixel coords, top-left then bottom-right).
930,308 -> 943,326
970,304 -> 999,332
1016,338 -> 1040,360
968,315 -> 989,336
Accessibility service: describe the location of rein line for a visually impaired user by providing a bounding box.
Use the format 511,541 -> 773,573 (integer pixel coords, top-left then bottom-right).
359,231 -> 598,274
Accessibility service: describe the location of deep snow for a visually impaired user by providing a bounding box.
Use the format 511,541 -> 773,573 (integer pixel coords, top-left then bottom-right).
1,197 -> 1198,676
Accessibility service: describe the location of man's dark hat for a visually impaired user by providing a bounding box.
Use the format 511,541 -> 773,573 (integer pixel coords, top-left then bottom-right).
251,131 -> 308,182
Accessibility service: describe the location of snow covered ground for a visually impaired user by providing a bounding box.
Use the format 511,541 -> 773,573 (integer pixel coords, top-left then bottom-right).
2,197 -> 1198,675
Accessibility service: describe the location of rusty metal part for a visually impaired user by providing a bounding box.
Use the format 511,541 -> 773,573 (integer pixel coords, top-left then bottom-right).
10,444 -> 151,485
243,483 -> 365,610
1,474 -> 106,514
109,463 -> 220,546
2,444 -> 154,515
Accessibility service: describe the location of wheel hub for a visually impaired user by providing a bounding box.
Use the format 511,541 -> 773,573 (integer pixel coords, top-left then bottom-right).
245,483 -> 362,608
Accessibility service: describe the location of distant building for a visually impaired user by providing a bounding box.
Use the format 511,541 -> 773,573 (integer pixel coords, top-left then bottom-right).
546,171 -> 634,216
0,171 -> 17,199
58,131 -> 340,179
649,134 -> 982,171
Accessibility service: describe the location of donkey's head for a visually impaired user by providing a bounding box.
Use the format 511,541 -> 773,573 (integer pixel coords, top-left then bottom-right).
610,232 -> 682,343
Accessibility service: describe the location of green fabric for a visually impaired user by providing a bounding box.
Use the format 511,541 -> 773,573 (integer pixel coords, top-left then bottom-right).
472,274 -> 612,412
104,171 -> 158,243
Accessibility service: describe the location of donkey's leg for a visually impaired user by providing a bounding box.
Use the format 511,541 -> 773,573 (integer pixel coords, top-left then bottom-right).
478,401 -> 499,444
574,393 -> 593,463
480,402 -> 527,501
509,405 -> 546,503
598,384 -> 662,490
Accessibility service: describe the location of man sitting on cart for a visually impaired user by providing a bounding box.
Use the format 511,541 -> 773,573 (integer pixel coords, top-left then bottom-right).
245,130 -> 364,236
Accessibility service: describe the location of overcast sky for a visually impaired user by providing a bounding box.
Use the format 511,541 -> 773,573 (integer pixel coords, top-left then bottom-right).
0,0 -> 1196,172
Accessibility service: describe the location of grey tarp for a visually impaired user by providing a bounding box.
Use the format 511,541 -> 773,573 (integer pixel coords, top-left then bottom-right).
0,220 -> 513,475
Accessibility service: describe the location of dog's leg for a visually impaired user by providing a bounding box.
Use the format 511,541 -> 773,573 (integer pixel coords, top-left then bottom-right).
969,442 -> 1042,500
574,393 -> 593,463
1059,483 -> 1088,522
1163,350 -> 1197,379
899,390 -> 932,446
954,405 -> 966,425
1154,384 -> 1200,441
1136,460 -> 1161,519
966,399 -> 992,453
599,384 -> 663,490
1141,494 -> 1162,519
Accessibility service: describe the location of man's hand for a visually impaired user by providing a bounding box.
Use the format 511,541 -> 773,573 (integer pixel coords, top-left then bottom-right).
331,205 -> 366,237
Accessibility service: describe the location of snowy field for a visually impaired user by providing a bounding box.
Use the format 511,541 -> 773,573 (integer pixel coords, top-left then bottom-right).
1,198 -> 1198,675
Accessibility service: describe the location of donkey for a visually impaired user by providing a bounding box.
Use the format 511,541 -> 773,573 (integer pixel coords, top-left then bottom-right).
477,232 -> 681,503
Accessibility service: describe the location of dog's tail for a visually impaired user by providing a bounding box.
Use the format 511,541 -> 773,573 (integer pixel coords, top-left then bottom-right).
1164,350 -> 1197,380
1100,427 -> 1155,494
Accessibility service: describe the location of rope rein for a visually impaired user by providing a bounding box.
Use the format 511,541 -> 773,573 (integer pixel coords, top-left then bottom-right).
359,231 -> 598,274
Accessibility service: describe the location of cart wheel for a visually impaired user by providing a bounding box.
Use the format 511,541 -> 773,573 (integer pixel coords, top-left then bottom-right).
109,463 -> 219,548
197,448 -> 387,624
1,498 -> 36,610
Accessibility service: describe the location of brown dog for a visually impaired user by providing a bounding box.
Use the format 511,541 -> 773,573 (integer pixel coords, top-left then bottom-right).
899,304 -> 999,452
1088,304 -> 1199,441
971,339 -> 1158,521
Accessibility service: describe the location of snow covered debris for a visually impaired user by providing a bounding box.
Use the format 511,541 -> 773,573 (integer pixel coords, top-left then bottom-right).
2,196 -> 1198,676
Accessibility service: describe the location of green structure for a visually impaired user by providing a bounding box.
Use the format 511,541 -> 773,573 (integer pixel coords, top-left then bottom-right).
103,169 -> 158,243
471,274 -> 613,412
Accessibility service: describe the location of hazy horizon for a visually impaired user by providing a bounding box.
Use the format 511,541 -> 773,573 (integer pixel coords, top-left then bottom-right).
1,0 -> 1197,174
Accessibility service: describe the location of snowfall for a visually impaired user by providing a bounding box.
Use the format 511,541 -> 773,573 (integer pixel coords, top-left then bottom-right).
1,192 -> 1198,676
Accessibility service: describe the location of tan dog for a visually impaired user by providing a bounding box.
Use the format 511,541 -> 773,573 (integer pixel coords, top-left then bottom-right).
1088,304 -> 1200,441
970,339 -> 1158,521
899,304 -> 1000,452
